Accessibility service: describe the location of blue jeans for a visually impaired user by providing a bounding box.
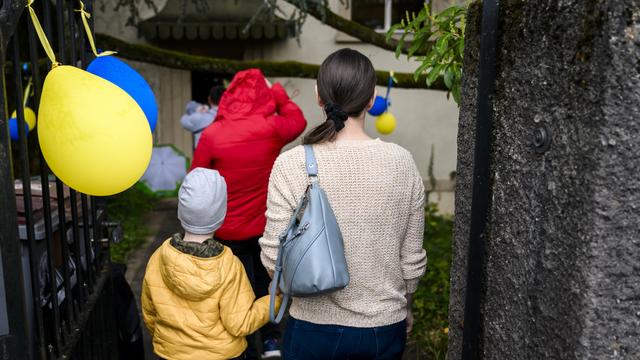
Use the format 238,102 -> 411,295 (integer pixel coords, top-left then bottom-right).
282,317 -> 407,360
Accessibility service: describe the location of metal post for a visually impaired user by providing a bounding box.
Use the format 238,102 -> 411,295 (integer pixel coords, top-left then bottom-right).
27,11 -> 63,356
13,30 -> 48,360
461,0 -> 500,359
0,56 -> 30,360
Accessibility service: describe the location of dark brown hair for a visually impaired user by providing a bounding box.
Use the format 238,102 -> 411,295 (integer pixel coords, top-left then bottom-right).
208,85 -> 225,106
303,48 -> 377,144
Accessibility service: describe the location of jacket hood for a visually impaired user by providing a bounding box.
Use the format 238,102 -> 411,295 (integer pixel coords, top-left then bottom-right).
216,69 -> 276,121
158,240 -> 229,301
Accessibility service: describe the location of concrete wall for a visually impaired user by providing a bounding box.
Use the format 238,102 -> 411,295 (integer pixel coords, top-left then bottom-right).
449,1 -> 640,358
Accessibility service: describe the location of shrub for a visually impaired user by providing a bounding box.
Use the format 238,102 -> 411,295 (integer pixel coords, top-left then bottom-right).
106,184 -> 157,264
410,202 -> 453,359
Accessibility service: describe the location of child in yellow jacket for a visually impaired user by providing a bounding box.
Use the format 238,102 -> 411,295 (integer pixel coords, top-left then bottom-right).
142,168 -> 280,360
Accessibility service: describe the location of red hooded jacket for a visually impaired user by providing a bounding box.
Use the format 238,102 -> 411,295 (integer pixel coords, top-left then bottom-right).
190,69 -> 307,241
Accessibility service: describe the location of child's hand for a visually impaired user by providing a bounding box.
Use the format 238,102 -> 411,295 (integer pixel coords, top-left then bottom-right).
269,279 -> 281,296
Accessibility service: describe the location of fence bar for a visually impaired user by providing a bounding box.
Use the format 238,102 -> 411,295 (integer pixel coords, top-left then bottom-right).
55,263 -> 110,360
66,0 -> 77,66
90,197 -> 101,263
53,0 -> 79,330
77,4 -> 87,68
0,50 -> 30,360
13,30 -> 49,360
56,0 -> 68,64
80,195 -> 94,291
55,180 -> 75,322
27,16 -> 64,358
69,190 -> 86,307
41,0 -> 53,39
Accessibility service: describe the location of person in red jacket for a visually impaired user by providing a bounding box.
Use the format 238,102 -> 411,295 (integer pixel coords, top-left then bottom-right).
190,68 -> 306,359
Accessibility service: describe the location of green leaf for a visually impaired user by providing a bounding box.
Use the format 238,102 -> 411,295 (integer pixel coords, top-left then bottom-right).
452,83 -> 461,103
426,64 -> 443,86
386,23 -> 401,41
387,2 -> 466,106
414,61 -> 430,81
444,68 -> 454,89
408,31 -> 428,57
435,34 -> 451,54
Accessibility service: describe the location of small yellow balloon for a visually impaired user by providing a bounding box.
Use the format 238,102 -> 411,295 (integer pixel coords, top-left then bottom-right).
375,112 -> 397,135
11,107 -> 37,130
38,66 -> 152,196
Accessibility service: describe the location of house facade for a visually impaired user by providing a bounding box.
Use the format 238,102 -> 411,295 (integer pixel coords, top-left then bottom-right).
95,0 -> 461,213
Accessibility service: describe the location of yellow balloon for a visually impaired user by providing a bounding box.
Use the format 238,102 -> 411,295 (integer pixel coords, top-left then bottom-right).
11,107 -> 37,130
375,112 -> 397,135
38,66 -> 152,196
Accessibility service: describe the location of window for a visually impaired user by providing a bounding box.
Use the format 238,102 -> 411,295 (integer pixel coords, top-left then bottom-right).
351,0 -> 427,32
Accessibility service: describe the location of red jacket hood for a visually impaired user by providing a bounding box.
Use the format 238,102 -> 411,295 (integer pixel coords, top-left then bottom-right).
216,69 -> 276,121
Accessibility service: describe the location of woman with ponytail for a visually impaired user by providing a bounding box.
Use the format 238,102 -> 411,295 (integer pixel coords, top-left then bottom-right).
259,49 -> 427,359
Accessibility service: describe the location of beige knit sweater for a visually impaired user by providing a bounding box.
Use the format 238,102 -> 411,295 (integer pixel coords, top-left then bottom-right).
259,139 -> 427,328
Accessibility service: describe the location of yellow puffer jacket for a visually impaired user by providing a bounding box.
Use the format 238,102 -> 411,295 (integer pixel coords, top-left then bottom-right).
142,239 -> 279,360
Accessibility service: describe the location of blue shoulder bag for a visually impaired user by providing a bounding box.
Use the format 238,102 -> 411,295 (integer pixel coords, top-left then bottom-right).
269,145 -> 350,324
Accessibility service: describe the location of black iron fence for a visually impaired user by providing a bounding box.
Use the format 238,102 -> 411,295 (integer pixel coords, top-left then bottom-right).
0,0 -> 119,359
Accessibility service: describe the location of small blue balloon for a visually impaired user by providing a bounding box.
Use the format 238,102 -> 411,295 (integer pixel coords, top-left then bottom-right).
8,117 -> 29,141
368,95 -> 389,116
87,56 -> 158,133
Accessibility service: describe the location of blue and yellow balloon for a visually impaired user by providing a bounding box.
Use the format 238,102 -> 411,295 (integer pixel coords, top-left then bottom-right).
8,107 -> 36,141
370,72 -> 397,135
375,112 -> 397,135
27,0 -> 153,196
87,56 -> 158,132
38,66 -> 153,196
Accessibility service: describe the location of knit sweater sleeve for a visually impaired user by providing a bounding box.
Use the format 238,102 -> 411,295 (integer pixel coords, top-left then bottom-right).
259,154 -> 298,272
401,164 -> 427,294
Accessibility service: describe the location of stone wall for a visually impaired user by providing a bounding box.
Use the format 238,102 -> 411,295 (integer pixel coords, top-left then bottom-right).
448,0 -> 640,358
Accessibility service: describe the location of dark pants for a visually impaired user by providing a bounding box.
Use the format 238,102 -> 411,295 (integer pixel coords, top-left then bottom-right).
282,317 -> 407,360
217,236 -> 281,359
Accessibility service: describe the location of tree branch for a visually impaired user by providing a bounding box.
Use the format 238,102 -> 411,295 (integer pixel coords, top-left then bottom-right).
95,33 -> 446,90
285,0 -> 399,52
282,0 -> 430,55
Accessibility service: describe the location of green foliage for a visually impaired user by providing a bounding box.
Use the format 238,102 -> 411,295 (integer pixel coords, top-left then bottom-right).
411,202 -> 453,359
387,4 -> 467,103
106,184 -> 157,263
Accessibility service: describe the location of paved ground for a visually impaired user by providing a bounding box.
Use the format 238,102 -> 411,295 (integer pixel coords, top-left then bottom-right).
126,198 -> 180,360
124,198 -> 422,360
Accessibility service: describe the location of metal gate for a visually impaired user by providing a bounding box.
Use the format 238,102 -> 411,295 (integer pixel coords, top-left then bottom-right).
0,0 -> 119,358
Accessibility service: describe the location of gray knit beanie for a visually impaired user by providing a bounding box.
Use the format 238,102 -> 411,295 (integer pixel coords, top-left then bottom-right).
177,168 -> 227,235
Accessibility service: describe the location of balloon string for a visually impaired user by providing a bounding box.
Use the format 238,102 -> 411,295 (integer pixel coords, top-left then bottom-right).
75,1 -> 116,58
385,71 -> 394,100
26,0 -> 60,68
23,77 -> 33,107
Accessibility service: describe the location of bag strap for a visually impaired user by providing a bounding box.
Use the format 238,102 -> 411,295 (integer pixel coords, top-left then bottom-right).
270,145 -> 318,323
304,145 -> 318,177
269,245 -> 290,324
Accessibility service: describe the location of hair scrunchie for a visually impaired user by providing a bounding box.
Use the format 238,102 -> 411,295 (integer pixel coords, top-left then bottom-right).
324,103 -> 349,131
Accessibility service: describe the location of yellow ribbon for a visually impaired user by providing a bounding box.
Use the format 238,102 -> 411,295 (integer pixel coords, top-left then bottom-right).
26,0 -> 60,68
23,77 -> 33,107
75,1 -> 116,58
